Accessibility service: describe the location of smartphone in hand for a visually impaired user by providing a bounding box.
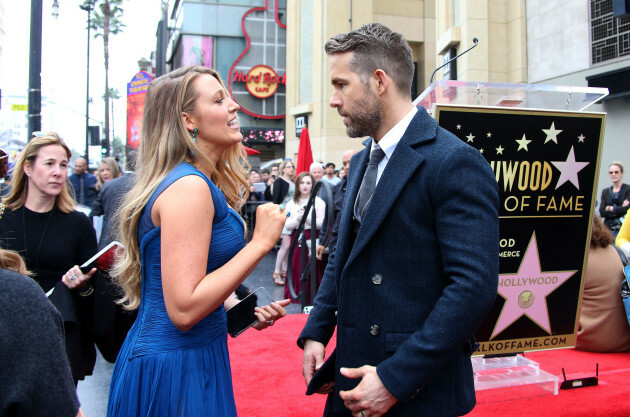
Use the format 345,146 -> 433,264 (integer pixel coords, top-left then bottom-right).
226,287 -> 275,337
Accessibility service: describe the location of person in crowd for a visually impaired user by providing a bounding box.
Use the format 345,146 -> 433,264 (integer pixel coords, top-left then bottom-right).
261,168 -> 271,184
0,247 -> 86,417
338,167 -> 346,180
89,157 -> 122,241
106,65 -> 290,417
577,215 -> 630,352
599,161 -> 630,236
0,133 -> 100,384
310,162 -> 324,183
264,164 -> 280,201
89,157 -> 122,205
271,159 -> 296,285
244,170 -> 265,241
69,156 -> 96,206
322,162 -> 341,186
87,151 -> 139,363
248,170 -> 265,202
283,172 -> 326,303
299,23 -> 499,417
91,152 -> 137,250
316,149 -> 357,262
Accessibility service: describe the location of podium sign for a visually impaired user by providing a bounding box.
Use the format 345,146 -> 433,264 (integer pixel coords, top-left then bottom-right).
435,104 -> 605,355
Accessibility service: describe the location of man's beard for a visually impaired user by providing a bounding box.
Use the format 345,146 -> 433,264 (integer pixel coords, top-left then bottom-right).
343,89 -> 383,139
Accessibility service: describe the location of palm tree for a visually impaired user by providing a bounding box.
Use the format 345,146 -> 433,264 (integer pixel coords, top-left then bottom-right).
85,0 -> 126,157
103,87 -> 120,149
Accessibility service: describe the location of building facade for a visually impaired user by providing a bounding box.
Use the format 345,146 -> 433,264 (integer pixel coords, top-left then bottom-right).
166,0 -> 288,165
286,0 -> 629,196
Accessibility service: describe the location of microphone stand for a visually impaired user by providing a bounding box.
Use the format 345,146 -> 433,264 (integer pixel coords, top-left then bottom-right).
430,38 -> 479,84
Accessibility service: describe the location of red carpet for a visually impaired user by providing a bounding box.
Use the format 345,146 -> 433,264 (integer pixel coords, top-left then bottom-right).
229,314 -> 630,417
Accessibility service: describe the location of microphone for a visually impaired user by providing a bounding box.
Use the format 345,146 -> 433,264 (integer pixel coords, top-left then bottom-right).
429,38 -> 479,84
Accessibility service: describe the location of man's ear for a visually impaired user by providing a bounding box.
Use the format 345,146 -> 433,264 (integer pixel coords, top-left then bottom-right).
372,69 -> 389,96
181,112 -> 195,131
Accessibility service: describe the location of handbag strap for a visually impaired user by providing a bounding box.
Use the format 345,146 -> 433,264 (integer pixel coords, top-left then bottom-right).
613,243 -> 629,266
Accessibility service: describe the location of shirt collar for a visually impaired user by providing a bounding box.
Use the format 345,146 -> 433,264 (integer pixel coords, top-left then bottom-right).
370,106 -> 418,157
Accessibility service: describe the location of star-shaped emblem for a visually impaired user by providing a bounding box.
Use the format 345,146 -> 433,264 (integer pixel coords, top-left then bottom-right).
543,122 -> 562,144
578,134 -> 585,143
456,124 -> 461,130
491,232 -> 577,338
496,145 -> 504,155
515,134 -> 532,151
551,146 -> 589,190
466,133 -> 475,143
479,148 -> 484,154
487,132 -> 492,138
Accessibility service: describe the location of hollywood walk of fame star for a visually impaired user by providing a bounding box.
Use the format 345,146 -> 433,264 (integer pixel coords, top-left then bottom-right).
543,121 -> 563,144
491,232 -> 577,338
516,134 -> 532,151
551,146 -> 589,190
496,145 -> 504,155
467,133 -> 475,143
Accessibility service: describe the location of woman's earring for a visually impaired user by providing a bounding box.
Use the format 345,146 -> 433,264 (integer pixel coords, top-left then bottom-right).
190,127 -> 198,157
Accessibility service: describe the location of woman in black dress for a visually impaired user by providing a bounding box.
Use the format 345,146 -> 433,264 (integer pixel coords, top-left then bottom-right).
0,132 -> 99,383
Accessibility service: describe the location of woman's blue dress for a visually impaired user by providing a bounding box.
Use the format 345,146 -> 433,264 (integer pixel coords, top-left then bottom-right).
107,163 -> 244,416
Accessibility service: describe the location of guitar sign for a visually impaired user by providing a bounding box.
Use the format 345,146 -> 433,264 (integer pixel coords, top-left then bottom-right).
228,0 -> 286,120
232,64 -> 287,99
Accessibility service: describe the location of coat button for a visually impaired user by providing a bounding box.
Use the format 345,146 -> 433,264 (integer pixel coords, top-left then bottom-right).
370,325 -> 380,335
372,274 -> 382,285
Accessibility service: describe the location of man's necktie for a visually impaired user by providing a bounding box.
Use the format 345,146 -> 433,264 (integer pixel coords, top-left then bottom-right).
355,147 -> 386,222
80,176 -> 84,205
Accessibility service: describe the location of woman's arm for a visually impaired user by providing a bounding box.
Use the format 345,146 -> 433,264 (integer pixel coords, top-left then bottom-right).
156,175 -> 285,331
314,197 -> 326,230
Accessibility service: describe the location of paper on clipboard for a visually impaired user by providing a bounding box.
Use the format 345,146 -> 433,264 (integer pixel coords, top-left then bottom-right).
81,241 -> 124,272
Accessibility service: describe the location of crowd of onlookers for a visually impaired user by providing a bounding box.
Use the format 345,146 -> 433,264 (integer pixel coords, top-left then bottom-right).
244,157 -> 352,303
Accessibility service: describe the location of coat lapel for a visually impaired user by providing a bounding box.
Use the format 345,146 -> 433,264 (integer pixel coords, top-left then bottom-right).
344,109 -> 438,268
334,138 -> 371,277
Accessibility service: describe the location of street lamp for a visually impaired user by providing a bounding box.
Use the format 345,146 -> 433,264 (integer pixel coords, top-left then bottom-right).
28,0 -> 61,140
80,0 -> 96,167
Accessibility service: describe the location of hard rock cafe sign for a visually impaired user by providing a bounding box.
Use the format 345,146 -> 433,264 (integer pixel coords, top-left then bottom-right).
232,65 -> 286,99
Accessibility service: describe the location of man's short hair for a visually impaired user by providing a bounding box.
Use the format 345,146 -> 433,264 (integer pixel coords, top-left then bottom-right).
325,23 -> 414,98
310,162 -> 323,171
261,168 -> 270,175
325,162 -> 335,169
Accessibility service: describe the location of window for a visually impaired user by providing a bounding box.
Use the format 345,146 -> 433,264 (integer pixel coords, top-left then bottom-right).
591,0 -> 630,64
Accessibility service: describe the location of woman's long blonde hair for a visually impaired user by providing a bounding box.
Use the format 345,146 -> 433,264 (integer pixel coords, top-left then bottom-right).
112,66 -> 250,310
3,132 -> 75,213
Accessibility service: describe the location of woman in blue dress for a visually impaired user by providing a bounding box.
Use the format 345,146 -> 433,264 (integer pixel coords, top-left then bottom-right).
107,66 -> 290,416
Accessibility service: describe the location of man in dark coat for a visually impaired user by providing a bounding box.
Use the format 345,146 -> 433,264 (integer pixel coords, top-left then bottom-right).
299,23 -> 499,417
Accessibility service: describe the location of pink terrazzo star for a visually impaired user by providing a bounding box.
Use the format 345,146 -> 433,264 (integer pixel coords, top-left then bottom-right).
491,232 -> 577,338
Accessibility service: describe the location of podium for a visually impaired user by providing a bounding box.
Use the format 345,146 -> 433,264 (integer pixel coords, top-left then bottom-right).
415,80 -> 608,400
414,80 -> 608,113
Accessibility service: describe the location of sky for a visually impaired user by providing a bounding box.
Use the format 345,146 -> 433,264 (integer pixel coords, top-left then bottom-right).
0,0 -> 164,162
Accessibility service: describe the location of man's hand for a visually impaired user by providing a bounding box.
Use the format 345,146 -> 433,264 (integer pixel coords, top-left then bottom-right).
303,339 -> 335,394
316,244 -> 326,260
339,366 -> 397,417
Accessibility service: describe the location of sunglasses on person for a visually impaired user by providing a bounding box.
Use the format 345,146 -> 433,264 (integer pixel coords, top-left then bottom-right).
0,149 -> 8,179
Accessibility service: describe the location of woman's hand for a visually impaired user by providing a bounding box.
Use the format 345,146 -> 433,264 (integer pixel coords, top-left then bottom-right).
252,203 -> 287,251
62,265 -> 96,291
252,299 -> 291,330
